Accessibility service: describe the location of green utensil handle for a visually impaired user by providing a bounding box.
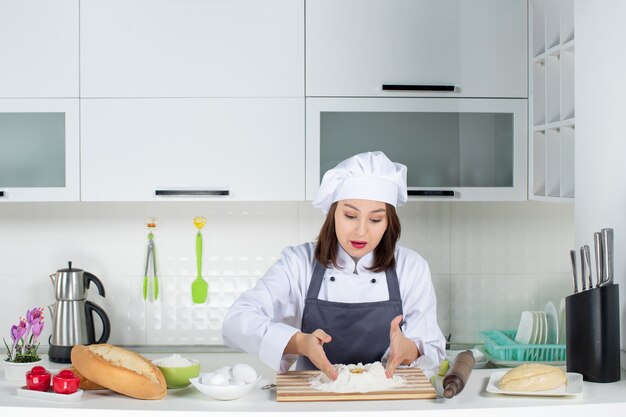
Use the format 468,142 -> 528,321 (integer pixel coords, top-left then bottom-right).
152,244 -> 158,300
143,276 -> 148,300
196,231 -> 203,276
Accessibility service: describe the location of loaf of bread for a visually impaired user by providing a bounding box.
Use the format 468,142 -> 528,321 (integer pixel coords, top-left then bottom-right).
499,363 -> 567,392
66,366 -> 107,390
71,344 -> 166,399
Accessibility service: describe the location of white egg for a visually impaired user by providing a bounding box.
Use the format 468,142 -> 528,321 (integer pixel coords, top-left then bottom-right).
217,366 -> 233,379
200,372 -> 215,385
232,363 -> 257,384
208,372 -> 229,386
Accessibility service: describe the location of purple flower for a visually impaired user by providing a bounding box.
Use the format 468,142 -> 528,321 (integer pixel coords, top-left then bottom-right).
10,319 -> 27,343
26,308 -> 43,325
26,308 -> 44,342
5,307 -> 44,362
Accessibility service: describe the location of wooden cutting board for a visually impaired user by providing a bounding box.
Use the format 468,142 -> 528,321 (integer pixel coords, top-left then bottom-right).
276,368 -> 436,402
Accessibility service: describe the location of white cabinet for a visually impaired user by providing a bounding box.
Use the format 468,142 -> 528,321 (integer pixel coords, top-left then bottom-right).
306,0 -> 527,98
529,0 -> 574,201
81,98 -> 304,201
0,0 -> 79,98
80,0 -> 304,98
306,98 -> 527,201
0,99 -> 80,201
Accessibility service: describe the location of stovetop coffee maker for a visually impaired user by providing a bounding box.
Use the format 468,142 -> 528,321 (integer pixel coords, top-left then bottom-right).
48,262 -> 111,363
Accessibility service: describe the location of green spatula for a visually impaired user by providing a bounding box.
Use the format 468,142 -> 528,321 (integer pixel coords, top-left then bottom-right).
191,217 -> 208,303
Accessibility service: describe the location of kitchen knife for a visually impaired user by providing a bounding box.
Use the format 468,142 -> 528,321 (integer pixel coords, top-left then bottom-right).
581,245 -> 593,289
570,249 -> 578,293
594,232 -> 603,288
600,228 -> 614,286
580,247 -> 587,291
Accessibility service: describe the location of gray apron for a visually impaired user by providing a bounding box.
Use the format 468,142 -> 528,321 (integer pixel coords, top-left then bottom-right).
297,261 -> 403,369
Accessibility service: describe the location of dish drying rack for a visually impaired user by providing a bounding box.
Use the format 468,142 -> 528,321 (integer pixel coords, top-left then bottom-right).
478,330 -> 566,366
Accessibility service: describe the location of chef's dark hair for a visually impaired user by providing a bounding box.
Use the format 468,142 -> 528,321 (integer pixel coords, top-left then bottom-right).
315,201 -> 401,273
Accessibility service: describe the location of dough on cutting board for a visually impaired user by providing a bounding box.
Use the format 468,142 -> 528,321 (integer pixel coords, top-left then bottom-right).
309,362 -> 405,393
498,363 -> 567,392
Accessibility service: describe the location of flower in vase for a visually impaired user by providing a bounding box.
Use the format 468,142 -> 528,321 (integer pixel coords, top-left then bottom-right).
4,307 -> 45,363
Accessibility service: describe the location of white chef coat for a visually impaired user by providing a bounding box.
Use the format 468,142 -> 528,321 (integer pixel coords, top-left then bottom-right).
221,242 -> 446,372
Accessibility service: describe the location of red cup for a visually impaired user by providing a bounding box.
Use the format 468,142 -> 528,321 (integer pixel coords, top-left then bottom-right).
53,370 -> 80,394
26,366 -> 51,391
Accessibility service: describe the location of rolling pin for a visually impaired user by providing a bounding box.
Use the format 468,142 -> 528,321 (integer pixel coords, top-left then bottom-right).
443,350 -> 475,399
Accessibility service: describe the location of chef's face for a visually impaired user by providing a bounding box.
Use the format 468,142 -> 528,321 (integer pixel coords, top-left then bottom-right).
334,199 -> 388,258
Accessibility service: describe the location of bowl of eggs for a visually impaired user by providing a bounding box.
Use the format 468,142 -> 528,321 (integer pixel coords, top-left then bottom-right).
153,354 -> 201,389
189,363 -> 260,400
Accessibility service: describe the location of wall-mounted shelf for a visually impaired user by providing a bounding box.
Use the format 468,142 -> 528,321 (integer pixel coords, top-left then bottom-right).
529,0 -> 575,201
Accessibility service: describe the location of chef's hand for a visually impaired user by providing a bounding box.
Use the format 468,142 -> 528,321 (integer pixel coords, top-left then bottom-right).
385,315 -> 419,378
284,329 -> 338,380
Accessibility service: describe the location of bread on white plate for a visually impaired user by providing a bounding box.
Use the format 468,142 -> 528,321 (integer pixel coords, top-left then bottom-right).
498,363 -> 567,392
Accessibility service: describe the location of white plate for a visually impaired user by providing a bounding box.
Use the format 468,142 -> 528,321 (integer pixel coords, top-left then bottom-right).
17,387 -> 83,402
558,298 -> 566,344
514,311 -> 534,344
536,311 -> 548,345
486,371 -> 582,396
545,301 -> 559,344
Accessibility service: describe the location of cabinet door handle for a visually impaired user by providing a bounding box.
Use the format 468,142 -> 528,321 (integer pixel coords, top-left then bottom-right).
408,190 -> 455,197
382,84 -> 456,92
155,189 -> 230,197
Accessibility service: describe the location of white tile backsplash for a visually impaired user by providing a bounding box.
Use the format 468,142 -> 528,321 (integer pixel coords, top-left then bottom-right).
0,201 -> 574,347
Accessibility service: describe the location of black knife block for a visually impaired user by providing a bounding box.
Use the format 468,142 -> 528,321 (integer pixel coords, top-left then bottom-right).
565,284 -> 621,382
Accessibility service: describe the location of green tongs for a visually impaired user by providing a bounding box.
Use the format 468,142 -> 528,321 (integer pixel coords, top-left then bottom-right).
143,218 -> 159,301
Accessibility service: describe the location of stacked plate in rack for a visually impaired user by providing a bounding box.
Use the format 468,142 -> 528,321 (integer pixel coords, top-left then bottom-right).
514,302 -> 560,345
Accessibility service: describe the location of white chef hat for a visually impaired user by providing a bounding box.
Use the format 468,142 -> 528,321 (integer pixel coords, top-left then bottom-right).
312,151 -> 408,214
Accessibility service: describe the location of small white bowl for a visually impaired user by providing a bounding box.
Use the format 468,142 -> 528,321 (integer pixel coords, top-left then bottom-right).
189,375 -> 261,400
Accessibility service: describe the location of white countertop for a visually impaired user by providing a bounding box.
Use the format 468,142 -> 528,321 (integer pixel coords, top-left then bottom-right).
2,352 -> 626,417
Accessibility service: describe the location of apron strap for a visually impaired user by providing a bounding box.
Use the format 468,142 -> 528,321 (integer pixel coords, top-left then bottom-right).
385,267 -> 402,301
305,262 -> 326,301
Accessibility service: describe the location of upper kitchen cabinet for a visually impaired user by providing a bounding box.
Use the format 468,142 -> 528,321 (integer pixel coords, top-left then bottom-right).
306,0 -> 527,98
529,0 -> 575,202
306,98 -> 527,201
0,0 -> 79,98
0,99 -> 80,201
80,0 -> 304,98
80,98 -> 304,201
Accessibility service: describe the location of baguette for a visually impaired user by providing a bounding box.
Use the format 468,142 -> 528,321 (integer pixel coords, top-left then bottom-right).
499,363 -> 567,392
65,366 -> 107,390
71,344 -> 166,400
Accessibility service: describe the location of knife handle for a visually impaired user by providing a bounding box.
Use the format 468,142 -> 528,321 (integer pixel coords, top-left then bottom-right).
570,249 -> 578,293
580,247 -> 587,291
583,245 -> 593,290
601,228 -> 614,285
594,232 -> 603,288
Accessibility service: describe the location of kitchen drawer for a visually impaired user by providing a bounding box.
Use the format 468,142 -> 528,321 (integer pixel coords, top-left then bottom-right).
81,98 -> 304,201
306,0 -> 527,98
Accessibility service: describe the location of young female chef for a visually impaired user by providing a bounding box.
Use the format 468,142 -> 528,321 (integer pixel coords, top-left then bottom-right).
222,151 -> 446,380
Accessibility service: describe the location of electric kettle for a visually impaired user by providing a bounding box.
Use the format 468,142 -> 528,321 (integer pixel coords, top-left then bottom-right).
48,262 -> 111,363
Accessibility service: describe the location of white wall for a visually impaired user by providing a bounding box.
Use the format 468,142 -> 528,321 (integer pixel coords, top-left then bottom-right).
0,201 -> 573,349
575,0 -> 626,366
